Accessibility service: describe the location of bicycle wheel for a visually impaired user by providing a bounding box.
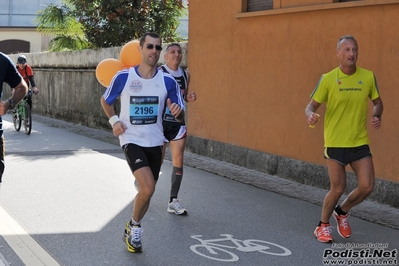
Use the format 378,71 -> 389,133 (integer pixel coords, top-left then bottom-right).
242,240 -> 292,256
23,104 -> 32,135
13,112 -> 22,131
190,244 -> 239,262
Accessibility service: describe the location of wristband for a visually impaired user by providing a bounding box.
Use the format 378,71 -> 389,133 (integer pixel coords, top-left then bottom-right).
108,115 -> 120,126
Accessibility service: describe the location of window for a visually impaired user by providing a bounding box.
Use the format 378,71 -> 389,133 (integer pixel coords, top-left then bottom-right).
247,0 -> 273,12
246,0 -> 362,12
0,40 -> 30,54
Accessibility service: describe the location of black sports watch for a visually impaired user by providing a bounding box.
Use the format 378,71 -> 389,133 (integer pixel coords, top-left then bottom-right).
8,99 -> 14,109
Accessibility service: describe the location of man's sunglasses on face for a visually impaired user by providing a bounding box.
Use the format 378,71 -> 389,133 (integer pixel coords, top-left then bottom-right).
145,44 -> 163,51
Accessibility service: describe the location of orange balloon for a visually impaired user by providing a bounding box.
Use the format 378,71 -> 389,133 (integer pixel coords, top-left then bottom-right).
96,58 -> 126,87
120,40 -> 141,67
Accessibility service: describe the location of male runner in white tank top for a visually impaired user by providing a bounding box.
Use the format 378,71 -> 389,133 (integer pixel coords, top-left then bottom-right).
101,33 -> 185,253
161,43 -> 196,215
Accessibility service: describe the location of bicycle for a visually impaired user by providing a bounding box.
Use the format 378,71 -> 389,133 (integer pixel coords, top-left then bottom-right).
190,234 -> 292,262
12,94 -> 32,135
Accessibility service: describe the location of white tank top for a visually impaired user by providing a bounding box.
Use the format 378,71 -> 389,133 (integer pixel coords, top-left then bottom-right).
119,67 -> 168,147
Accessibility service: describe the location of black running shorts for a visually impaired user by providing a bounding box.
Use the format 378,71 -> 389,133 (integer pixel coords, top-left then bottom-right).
122,143 -> 163,181
163,124 -> 187,142
324,145 -> 372,166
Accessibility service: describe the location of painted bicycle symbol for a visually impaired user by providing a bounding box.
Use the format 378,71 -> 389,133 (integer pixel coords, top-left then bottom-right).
190,234 -> 292,262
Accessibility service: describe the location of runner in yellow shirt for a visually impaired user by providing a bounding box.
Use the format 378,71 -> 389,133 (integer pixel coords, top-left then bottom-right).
305,35 -> 383,243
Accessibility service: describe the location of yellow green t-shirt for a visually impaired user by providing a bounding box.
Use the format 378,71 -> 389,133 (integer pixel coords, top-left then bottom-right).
310,67 -> 380,147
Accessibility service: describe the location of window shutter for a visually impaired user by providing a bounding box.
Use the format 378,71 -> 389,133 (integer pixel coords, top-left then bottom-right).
247,0 -> 273,12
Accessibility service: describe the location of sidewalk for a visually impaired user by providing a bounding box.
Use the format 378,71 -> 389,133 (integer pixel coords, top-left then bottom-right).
32,114 -> 399,230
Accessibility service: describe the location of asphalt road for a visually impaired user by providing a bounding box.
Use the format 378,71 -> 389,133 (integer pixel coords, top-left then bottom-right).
0,114 -> 398,266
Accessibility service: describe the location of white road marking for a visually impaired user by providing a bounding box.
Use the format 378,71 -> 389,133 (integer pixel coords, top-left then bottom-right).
0,205 -> 61,266
0,251 -> 9,266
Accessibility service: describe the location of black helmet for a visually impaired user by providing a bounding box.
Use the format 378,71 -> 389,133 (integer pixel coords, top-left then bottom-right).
17,55 -> 27,64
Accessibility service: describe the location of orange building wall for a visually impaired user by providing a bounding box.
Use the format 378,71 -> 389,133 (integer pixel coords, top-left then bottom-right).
187,0 -> 399,183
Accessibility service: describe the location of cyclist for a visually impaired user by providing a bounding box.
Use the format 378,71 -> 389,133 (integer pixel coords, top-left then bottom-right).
15,55 -> 39,111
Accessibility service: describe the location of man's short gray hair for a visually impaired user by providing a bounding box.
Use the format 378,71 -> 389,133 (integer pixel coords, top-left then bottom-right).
337,35 -> 357,49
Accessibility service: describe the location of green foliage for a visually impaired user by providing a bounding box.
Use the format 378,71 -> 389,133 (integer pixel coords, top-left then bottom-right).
36,0 -> 187,50
34,3 -> 90,51
48,34 -> 90,51
69,0 -> 186,47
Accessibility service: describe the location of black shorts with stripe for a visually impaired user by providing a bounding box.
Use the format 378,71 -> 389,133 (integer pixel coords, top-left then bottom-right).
163,124 -> 187,142
324,145 -> 372,166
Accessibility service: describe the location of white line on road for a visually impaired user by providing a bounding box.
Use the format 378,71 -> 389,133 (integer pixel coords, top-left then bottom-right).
0,205 -> 61,266
0,251 -> 9,266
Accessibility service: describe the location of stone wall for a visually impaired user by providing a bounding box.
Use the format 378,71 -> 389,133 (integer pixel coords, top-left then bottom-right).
5,43 -> 188,130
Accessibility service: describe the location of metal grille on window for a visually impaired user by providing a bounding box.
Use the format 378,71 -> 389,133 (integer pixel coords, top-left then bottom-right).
247,0 -> 273,12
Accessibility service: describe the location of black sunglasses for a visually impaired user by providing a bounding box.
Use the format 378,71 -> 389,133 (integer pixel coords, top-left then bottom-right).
146,44 -> 163,51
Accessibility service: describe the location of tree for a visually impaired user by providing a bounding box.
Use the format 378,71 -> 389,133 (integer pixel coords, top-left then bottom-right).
69,0 -> 186,47
36,0 -> 187,50
35,2 -> 90,51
